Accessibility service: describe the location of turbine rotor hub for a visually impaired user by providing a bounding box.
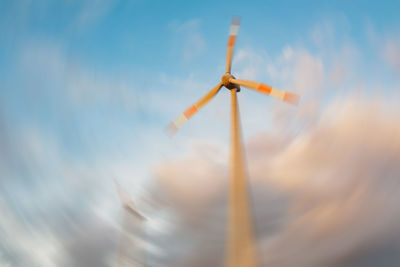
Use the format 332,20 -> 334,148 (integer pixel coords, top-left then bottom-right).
222,73 -> 240,91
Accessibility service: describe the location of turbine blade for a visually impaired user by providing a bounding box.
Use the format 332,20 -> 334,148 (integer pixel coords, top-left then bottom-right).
165,82 -> 223,136
114,180 -> 147,220
116,197 -> 147,266
226,16 -> 241,73
230,78 -> 300,105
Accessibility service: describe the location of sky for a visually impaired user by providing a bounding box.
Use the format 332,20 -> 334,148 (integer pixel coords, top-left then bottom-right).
1,0 -> 400,266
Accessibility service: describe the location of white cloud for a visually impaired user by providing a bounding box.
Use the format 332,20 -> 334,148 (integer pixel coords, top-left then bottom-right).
169,19 -> 207,61
254,95 -> 400,266
382,37 -> 400,73
234,47 -> 269,80
71,0 -> 116,32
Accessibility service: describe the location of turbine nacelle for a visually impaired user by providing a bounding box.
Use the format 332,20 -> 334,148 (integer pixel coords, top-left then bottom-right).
222,73 -> 240,91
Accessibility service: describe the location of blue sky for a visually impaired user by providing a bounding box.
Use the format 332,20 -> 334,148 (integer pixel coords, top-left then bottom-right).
2,0 -> 398,71
1,0 -> 399,159
1,0 -> 400,266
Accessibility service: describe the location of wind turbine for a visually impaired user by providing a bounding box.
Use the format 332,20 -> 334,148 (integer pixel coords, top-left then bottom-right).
115,180 -> 147,267
166,17 -> 300,267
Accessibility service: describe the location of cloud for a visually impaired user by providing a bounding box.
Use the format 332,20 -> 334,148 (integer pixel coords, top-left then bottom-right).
169,19 -> 207,61
154,141 -> 227,214
382,37 -> 400,73
16,38 -> 142,111
235,48 -> 269,80
71,0 -> 116,32
58,219 -> 118,267
248,94 -> 400,266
